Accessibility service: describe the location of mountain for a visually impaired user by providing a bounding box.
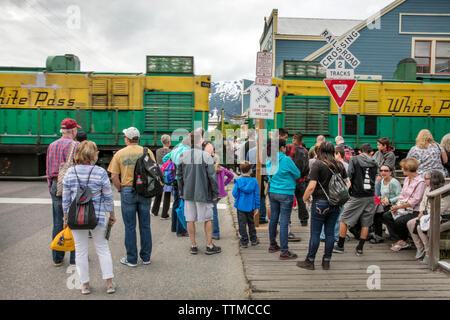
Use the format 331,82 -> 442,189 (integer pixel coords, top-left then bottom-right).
209,80 -> 242,119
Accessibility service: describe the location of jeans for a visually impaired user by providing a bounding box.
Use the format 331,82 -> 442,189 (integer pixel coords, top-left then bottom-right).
382,210 -> 419,242
212,200 -> 220,238
259,194 -> 267,222
50,180 -> 75,264
71,226 -> 114,283
120,186 -> 152,264
171,185 -> 187,235
320,206 -> 343,241
294,181 -> 309,223
308,200 -> 341,261
375,179 -> 381,197
152,191 -> 171,218
269,192 -> 294,253
237,210 -> 257,245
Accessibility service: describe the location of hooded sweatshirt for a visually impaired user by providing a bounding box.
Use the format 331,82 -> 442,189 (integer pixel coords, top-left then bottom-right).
372,149 -> 396,175
347,153 -> 378,197
232,176 -> 260,212
266,152 -> 301,196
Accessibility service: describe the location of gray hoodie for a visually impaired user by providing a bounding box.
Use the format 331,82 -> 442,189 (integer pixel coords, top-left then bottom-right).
176,147 -> 219,203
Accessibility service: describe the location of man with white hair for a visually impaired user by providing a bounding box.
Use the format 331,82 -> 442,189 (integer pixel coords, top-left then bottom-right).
46,118 -> 80,267
335,136 -> 356,163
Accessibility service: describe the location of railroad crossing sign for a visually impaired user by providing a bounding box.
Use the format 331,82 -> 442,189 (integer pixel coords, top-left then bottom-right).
320,29 -> 360,70
249,85 -> 276,119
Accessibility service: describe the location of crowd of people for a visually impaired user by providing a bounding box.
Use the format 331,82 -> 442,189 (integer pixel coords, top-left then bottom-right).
46,118 -> 450,294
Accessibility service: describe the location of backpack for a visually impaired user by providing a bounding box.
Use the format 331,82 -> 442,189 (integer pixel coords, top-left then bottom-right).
343,145 -> 356,163
133,147 -> 164,198
293,144 -> 310,179
67,166 -> 98,230
161,159 -> 176,185
317,163 -> 350,206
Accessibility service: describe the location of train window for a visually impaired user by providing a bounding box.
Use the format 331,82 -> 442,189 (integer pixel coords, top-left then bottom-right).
345,115 -> 357,135
364,116 -> 377,136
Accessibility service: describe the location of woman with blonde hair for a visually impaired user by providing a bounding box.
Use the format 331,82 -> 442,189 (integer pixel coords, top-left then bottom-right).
441,133 -> 450,177
407,129 -> 447,176
62,140 -> 116,295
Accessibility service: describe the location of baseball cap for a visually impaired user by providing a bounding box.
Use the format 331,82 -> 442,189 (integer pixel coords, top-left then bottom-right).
61,118 -> 81,130
123,127 -> 140,139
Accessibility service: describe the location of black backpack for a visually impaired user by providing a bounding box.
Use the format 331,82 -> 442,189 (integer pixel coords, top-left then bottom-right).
68,166 -> 98,230
294,144 -> 310,179
133,147 -> 164,198
318,163 -> 350,206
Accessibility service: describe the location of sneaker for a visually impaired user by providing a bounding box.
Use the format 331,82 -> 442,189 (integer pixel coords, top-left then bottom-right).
190,246 -> 198,255
177,233 -> 189,237
333,244 -> 344,254
81,285 -> 91,295
268,244 -> 280,253
212,235 -> 220,240
106,283 -> 116,294
120,257 -> 137,267
151,212 -> 158,217
142,259 -> 151,265
160,216 -> 170,220
422,255 -> 430,264
280,251 -> 298,260
369,235 -> 384,244
415,248 -> 425,260
53,261 -> 63,267
251,239 -> 260,246
288,232 -> 301,242
297,258 -> 315,270
355,248 -> 363,256
240,242 -> 248,248
205,244 -> 221,255
322,258 -> 330,270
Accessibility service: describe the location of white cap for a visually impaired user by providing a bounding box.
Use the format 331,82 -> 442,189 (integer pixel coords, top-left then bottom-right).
335,136 -> 344,143
123,127 -> 140,139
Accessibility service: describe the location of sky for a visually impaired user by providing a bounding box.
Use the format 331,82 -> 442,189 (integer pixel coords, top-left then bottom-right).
1,0 -> 395,82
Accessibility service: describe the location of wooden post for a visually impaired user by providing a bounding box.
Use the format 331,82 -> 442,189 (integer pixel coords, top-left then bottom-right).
255,119 -> 264,227
429,194 -> 441,271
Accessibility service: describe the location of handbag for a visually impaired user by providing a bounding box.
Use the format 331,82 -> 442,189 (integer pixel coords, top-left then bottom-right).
391,179 -> 423,220
50,227 -> 75,252
56,141 -> 76,196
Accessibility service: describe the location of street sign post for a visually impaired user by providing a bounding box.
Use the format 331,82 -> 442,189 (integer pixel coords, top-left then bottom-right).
252,51 -> 275,226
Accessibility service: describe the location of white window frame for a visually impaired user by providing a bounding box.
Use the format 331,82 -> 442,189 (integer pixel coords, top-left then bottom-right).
411,37 -> 450,75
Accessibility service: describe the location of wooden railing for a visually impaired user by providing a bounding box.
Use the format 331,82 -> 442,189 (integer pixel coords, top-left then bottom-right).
428,183 -> 450,271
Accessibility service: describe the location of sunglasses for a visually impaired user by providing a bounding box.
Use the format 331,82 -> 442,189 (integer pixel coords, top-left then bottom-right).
379,169 -> 391,172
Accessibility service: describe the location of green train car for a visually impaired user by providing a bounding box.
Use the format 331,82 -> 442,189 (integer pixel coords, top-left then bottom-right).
0,55 -> 211,176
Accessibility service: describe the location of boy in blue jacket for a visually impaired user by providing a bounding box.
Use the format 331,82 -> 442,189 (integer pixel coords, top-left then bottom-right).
232,161 -> 260,248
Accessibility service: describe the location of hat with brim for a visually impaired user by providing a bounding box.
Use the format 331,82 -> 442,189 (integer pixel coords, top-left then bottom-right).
123,127 -> 140,139
61,118 -> 81,130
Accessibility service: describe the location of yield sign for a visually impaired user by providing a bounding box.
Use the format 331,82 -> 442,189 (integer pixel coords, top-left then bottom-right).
324,79 -> 357,108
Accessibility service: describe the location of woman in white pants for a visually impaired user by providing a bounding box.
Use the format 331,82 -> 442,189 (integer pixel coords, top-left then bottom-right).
62,140 -> 116,295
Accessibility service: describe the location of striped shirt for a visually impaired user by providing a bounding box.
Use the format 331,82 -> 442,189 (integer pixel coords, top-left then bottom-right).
46,136 -> 79,190
62,164 -> 114,227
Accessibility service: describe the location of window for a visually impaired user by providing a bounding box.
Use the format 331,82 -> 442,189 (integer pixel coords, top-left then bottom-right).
364,116 -> 377,136
436,41 -> 450,73
413,38 -> 450,74
345,115 -> 357,135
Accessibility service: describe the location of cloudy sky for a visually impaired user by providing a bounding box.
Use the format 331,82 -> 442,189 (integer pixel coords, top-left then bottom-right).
1,0 -> 394,81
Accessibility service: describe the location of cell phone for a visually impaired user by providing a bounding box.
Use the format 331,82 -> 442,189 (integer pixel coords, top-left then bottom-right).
105,224 -> 112,240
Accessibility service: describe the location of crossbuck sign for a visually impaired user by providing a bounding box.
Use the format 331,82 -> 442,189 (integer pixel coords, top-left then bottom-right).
320,29 -> 360,70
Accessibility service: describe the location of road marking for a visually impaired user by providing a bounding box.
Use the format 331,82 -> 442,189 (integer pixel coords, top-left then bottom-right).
0,197 -> 229,209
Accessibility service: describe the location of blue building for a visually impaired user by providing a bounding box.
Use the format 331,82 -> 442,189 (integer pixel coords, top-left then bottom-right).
260,0 -> 450,80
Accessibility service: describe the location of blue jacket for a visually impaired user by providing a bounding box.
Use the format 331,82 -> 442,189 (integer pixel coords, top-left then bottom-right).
232,176 -> 260,212
266,152 -> 300,195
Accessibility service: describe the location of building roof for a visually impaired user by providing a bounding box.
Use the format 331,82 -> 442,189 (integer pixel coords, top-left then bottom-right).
277,17 -> 363,37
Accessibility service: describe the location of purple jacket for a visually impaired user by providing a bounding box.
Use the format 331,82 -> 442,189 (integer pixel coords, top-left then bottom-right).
216,167 -> 234,198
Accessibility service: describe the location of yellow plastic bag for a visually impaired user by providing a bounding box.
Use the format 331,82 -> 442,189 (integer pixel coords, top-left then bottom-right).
50,227 -> 75,252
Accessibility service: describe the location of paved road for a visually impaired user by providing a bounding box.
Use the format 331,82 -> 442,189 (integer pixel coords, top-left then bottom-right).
0,181 -> 248,299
